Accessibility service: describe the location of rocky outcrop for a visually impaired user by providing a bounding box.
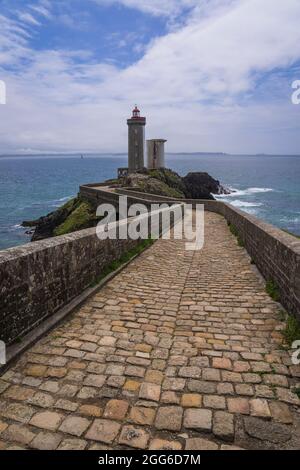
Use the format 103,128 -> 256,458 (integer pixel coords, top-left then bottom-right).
124,169 -> 186,198
22,197 -> 99,241
183,172 -> 231,199
22,168 -> 230,242
124,169 -> 230,200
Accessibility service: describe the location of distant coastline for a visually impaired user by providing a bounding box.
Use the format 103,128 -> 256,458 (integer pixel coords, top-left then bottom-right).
1,152 -> 300,158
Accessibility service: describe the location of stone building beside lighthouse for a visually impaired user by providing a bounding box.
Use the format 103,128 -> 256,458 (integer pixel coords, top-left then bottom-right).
147,139 -> 167,170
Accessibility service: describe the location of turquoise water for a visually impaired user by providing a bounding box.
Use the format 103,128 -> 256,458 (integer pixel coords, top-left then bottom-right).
0,154 -> 299,250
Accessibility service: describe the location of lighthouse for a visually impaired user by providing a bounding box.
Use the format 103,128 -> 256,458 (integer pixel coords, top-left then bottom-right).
127,105 -> 146,173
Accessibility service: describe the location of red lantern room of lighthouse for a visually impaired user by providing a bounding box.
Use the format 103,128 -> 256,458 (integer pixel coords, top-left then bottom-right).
131,105 -> 146,121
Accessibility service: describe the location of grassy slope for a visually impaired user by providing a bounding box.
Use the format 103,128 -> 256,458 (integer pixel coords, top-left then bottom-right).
129,169 -> 186,198
53,198 -> 99,236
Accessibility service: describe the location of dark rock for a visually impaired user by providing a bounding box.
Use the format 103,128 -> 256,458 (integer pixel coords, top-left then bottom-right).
27,200 -> 76,241
22,197 -> 92,242
183,172 -> 230,199
22,220 -> 40,227
244,416 -> 291,444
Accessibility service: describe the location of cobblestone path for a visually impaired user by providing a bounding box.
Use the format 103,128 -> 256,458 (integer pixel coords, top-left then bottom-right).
0,212 -> 299,450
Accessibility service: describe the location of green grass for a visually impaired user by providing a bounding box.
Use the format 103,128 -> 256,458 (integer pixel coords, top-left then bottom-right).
90,238 -> 154,288
165,169 -> 186,191
229,223 -> 238,237
54,200 -> 100,236
293,387 -> 300,399
132,176 -> 184,198
148,168 -> 186,196
237,236 -> 245,248
277,310 -> 287,322
105,178 -> 120,185
60,197 -> 78,211
282,314 -> 300,347
228,223 -> 245,247
266,280 -> 280,302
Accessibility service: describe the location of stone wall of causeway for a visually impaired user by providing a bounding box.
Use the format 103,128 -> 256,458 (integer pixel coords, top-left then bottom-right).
0,202 -> 182,345
0,226 -> 142,344
1,185 -> 299,346
80,186 -> 300,319
79,185 -> 157,210
188,199 -> 300,319
221,203 -> 300,320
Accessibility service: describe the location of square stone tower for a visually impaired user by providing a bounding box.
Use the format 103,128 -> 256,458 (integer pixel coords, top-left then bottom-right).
147,139 -> 167,169
127,106 -> 146,173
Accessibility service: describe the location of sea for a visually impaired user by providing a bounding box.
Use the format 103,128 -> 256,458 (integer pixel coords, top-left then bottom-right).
0,153 -> 299,251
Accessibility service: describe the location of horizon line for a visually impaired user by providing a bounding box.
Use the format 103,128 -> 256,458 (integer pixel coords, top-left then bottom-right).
1,152 -> 300,158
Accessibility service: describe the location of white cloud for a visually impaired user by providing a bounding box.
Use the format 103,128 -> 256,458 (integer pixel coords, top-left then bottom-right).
29,4 -> 52,19
17,12 -> 41,26
111,0 -> 300,103
92,0 -> 199,17
0,0 -> 300,154
0,14 -> 31,67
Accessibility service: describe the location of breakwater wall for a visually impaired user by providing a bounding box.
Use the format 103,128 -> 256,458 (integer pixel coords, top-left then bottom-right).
0,204 -> 181,345
1,185 -> 299,347
80,186 -> 300,319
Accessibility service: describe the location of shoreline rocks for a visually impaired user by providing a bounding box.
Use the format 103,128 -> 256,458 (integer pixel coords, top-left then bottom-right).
22,168 -> 231,241
182,172 -> 231,199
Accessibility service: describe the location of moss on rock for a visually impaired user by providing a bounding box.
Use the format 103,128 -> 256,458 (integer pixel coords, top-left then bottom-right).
54,200 -> 99,236
125,169 -> 185,198
282,314 -> 300,347
24,196 -> 101,241
148,169 -> 186,195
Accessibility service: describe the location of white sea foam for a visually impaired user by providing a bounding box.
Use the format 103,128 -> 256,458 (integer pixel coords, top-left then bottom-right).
215,186 -> 274,215
227,200 -> 263,208
217,187 -> 274,198
280,215 -> 300,223
241,208 -> 260,215
57,195 -> 73,202
49,195 -> 73,206
30,195 -> 74,208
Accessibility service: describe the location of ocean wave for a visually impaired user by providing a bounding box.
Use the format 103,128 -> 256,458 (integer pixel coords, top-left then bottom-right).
55,195 -> 73,203
226,200 -> 263,208
218,187 -> 274,198
45,195 -> 73,206
48,195 -> 75,208
280,215 -> 300,223
242,208 -> 260,216
21,195 -> 73,210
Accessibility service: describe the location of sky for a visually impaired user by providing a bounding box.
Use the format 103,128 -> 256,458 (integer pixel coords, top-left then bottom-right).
0,0 -> 300,154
